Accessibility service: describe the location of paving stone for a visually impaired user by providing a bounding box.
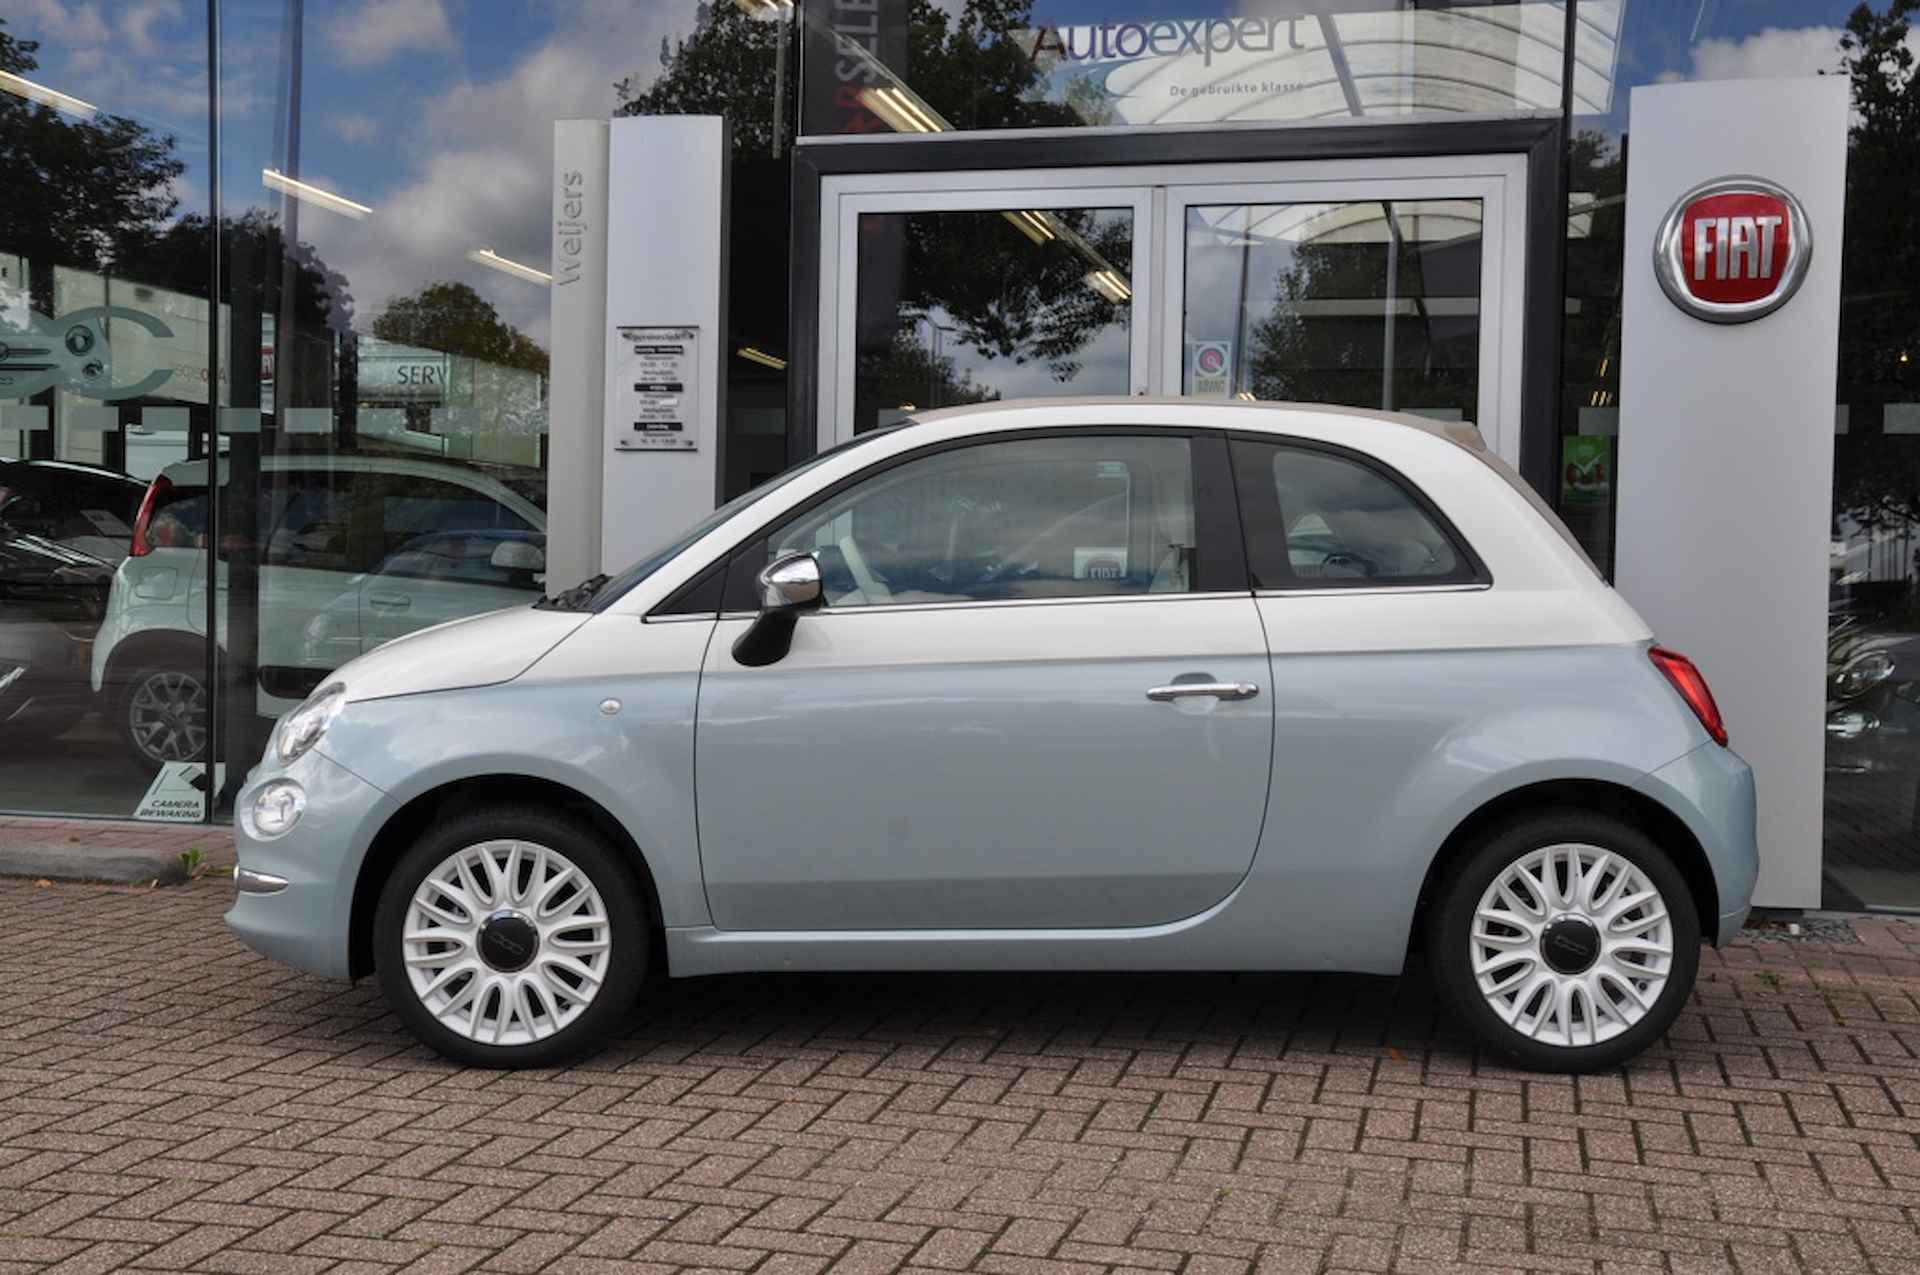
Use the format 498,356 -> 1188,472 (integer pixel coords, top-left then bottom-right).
3,874 -> 1920,1272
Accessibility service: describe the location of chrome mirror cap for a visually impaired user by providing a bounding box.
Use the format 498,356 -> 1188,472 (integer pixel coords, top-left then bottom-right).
757,551 -> 823,612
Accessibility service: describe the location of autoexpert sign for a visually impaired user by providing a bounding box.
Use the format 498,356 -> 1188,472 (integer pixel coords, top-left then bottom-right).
1653,175 -> 1812,323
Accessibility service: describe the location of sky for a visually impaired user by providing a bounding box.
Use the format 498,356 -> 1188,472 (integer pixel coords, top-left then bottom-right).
3,0 -> 1910,353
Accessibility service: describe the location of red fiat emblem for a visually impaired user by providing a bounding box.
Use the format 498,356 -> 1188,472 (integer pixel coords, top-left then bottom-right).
1654,176 -> 1812,323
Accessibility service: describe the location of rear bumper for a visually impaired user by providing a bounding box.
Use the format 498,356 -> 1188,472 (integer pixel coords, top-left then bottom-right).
1635,742 -> 1759,945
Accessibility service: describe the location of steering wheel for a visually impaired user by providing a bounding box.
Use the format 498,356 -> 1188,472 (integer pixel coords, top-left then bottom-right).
1319,550 -> 1378,578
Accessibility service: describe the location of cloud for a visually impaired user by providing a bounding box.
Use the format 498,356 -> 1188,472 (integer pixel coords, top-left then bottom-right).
119,0 -> 183,56
1661,23 -> 1920,85
321,0 -> 454,70
329,112 -> 380,143
11,0 -> 111,47
301,0 -> 677,341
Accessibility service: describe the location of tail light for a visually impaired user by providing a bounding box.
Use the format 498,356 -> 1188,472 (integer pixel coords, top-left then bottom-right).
1649,646 -> 1728,746
128,474 -> 170,557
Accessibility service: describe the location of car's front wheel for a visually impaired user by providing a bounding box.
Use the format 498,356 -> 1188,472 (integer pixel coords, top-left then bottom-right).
1427,810 -> 1699,1072
374,806 -> 649,1067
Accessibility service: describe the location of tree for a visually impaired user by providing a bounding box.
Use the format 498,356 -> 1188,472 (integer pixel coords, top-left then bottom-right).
0,20 -> 185,311
370,281 -> 549,377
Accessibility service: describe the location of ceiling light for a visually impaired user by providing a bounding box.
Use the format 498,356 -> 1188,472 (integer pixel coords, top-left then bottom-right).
1002,210 -> 1057,245
737,346 -> 787,370
732,0 -> 793,13
898,402 -> 917,410
262,168 -> 371,219
1084,269 -> 1131,304
0,70 -> 96,117
857,85 -> 947,134
467,247 -> 552,284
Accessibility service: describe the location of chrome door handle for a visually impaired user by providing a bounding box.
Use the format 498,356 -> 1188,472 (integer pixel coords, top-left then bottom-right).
1146,681 -> 1260,702
368,592 -> 412,610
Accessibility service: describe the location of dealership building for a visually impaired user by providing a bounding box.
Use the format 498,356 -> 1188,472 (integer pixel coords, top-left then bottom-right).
0,0 -> 1912,913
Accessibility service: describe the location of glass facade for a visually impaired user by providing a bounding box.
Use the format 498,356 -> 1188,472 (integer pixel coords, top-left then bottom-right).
0,0 -> 788,820
4,0 -> 1919,917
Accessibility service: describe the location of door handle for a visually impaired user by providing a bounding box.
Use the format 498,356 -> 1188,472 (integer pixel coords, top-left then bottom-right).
368,592 -> 412,610
1146,681 -> 1259,702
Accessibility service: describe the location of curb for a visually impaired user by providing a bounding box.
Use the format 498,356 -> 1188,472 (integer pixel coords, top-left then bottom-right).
0,841 -> 196,886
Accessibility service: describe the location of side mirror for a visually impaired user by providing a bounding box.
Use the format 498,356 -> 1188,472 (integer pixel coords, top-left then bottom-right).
757,551 -> 823,611
490,539 -> 545,573
733,551 -> 822,666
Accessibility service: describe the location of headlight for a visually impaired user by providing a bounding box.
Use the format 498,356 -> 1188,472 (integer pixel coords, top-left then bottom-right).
276,682 -> 347,765
1832,650 -> 1896,702
243,779 -> 306,839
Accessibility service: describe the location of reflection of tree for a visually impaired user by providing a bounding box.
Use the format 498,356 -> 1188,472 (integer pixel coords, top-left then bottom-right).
616,0 -> 796,158
1834,3 -> 1920,552
0,20 -> 185,312
1244,214 -> 1476,413
894,210 -> 1132,383
857,326 -> 1000,413
371,282 -> 548,377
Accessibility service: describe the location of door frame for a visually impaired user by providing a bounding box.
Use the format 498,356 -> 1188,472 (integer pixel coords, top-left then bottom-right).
787,116 -> 1566,496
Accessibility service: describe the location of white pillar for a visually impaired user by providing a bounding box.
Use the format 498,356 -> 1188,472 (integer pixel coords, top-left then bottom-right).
546,118 -> 611,591
1614,77 -> 1848,908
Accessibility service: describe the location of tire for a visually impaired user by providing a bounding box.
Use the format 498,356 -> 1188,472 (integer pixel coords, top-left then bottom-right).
374,805 -> 649,1068
1426,808 -> 1700,1073
118,663 -> 210,768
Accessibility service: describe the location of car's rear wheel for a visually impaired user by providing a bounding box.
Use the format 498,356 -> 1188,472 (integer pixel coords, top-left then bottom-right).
1427,809 -> 1699,1073
374,806 -> 648,1067
119,664 -> 209,767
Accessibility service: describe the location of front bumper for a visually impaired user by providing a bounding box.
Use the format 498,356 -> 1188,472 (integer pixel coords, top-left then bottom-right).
226,747 -> 395,979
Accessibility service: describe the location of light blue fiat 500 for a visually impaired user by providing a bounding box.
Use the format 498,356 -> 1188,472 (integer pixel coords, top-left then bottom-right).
230,400 -> 1756,1073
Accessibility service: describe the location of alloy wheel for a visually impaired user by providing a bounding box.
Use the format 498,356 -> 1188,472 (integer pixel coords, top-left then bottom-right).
128,669 -> 207,764
401,839 -> 613,1047
1469,843 -> 1674,1048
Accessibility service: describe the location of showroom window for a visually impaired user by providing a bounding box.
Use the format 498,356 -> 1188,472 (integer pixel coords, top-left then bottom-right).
0,0 -> 785,821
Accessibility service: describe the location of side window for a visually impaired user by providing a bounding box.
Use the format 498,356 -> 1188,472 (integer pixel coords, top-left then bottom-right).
766,436 -> 1197,607
1232,440 -> 1481,589
264,474 -> 362,571
376,532 -> 546,591
366,476 -> 533,564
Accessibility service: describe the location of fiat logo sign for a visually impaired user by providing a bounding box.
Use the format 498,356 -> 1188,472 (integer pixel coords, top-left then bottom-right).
1653,175 -> 1812,323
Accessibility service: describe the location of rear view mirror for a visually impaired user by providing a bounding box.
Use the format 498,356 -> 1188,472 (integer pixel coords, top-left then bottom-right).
733,551 -> 822,666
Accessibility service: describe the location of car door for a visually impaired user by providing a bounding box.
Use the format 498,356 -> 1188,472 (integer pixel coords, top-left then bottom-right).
694,430 -> 1273,932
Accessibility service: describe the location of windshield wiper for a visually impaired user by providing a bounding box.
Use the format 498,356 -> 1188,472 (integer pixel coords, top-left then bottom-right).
537,572 -> 609,612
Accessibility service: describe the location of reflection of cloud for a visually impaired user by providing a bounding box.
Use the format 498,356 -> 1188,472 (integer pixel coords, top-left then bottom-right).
329,112 -> 379,143
321,0 -> 454,70
14,0 -> 111,46
119,0 -> 183,56
301,0 -> 677,343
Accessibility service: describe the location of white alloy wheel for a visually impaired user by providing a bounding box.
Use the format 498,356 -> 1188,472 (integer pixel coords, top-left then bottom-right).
402,839 -> 613,1047
1469,843 -> 1674,1048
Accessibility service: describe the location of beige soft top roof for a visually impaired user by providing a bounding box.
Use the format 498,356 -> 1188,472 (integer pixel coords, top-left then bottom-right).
905,396 -> 1491,453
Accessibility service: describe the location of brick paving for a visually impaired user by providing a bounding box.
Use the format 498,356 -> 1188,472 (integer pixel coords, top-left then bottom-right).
4,878 -> 1920,1274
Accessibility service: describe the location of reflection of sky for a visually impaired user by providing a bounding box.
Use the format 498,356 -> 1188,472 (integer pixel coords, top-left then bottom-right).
5,0 -> 1886,349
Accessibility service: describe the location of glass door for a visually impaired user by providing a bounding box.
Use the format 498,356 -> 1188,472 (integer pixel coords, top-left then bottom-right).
1160,159 -> 1526,461
816,177 -> 1155,445
817,156 -> 1527,462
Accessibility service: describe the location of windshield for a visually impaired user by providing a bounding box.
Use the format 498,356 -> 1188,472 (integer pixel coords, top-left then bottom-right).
585,425 -> 907,613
